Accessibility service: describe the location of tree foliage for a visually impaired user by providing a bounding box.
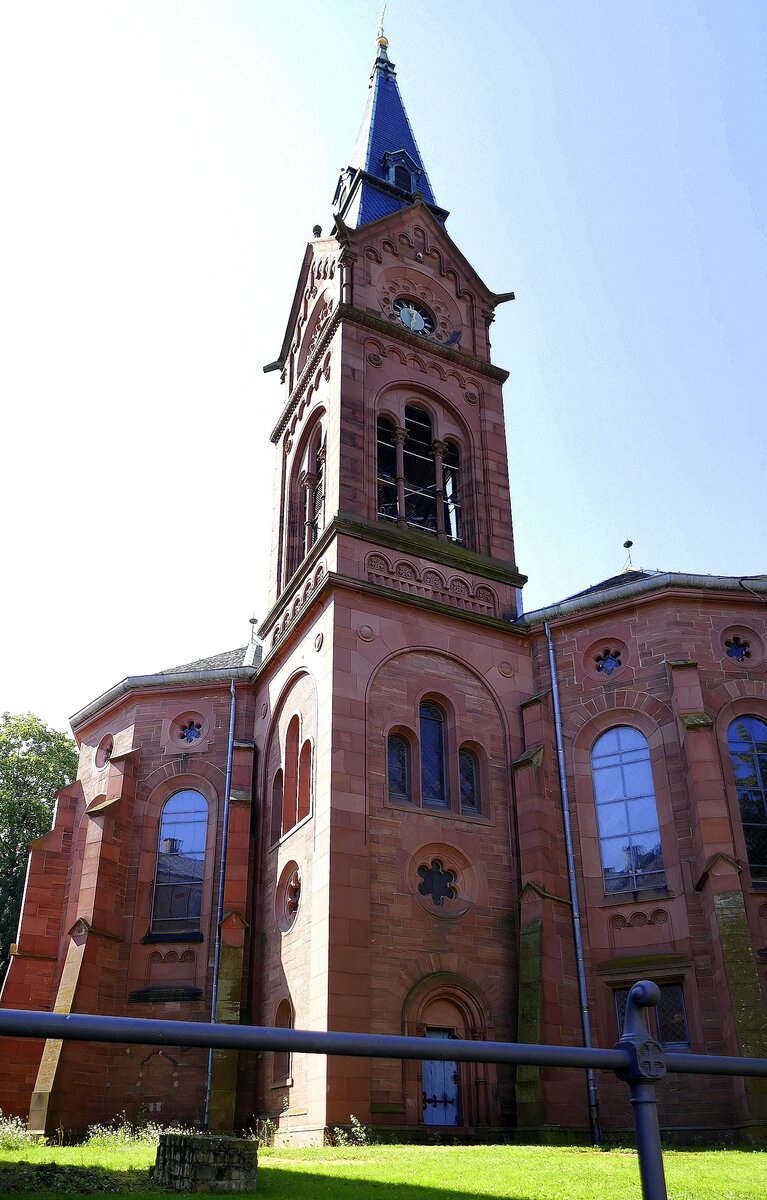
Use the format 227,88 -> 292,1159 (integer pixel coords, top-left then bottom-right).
0,713 -> 78,980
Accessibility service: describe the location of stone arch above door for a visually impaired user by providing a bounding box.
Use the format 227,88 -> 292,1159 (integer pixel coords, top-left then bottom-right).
400,972 -> 498,1130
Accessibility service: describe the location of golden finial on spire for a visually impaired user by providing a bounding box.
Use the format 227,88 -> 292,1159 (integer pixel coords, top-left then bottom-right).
377,4 -> 388,47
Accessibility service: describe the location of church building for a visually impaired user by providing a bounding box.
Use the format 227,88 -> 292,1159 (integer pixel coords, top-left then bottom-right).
2,32 -> 767,1144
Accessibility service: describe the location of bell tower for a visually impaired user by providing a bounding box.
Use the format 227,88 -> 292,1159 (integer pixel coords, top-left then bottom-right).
253,31 -> 530,1143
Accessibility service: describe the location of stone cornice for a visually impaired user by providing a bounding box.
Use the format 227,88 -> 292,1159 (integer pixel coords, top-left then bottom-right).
334,514 -> 526,588
256,567 -> 527,678
270,302 -> 509,443
520,573 -> 767,630
259,513 -> 526,639
70,669 -> 257,735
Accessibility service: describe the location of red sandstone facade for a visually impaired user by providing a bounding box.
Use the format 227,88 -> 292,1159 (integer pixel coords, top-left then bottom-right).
2,36 -> 767,1144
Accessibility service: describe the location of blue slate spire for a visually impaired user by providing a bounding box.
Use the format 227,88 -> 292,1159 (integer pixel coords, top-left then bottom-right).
333,33 -> 449,230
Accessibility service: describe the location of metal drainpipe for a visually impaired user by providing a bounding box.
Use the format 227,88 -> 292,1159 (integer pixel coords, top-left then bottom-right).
203,678 -> 237,1130
544,621 -> 602,1145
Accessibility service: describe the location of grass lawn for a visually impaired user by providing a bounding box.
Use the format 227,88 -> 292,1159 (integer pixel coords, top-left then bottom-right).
0,1142 -> 765,1198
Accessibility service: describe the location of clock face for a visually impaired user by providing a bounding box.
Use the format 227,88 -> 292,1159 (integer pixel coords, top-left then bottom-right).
392,297 -> 435,336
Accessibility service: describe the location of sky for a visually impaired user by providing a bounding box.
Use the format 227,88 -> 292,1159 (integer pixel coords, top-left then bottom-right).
1,0 -> 765,733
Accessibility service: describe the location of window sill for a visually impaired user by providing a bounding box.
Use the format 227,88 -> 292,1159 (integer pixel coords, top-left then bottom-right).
599,887 -> 673,908
141,931 -> 205,944
271,811 -> 313,850
386,798 -> 490,823
128,986 -> 203,1003
270,1077 -> 293,1089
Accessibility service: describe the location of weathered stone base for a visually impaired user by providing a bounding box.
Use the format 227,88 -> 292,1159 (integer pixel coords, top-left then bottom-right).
151,1133 -> 258,1193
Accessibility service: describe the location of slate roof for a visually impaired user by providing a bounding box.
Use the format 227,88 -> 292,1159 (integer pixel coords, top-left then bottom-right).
561,569 -> 659,603
158,646 -> 252,675
334,36 -> 446,230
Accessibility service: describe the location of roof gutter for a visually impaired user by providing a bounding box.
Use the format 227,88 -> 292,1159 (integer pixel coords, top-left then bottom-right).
518,573 -> 767,630
70,666 -> 258,733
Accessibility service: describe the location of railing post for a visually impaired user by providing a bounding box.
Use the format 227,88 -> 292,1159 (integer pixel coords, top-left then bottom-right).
615,980 -> 668,1200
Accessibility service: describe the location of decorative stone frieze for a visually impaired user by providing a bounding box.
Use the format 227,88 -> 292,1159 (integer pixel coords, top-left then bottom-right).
365,552 -> 497,614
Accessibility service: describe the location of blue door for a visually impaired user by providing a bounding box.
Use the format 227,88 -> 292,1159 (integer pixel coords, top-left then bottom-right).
422,1028 -> 459,1126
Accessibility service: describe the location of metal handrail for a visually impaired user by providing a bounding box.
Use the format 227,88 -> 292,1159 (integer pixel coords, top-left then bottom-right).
2,981 -> 766,1200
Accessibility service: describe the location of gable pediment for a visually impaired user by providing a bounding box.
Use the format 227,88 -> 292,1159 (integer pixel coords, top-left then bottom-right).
350,199 -> 498,309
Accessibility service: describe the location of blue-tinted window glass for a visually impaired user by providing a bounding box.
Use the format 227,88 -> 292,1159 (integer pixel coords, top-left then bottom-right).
420,701 -> 447,807
727,715 -> 767,882
591,727 -> 665,894
152,789 -> 207,934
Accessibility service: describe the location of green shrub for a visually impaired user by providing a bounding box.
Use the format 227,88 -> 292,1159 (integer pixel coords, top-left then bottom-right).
331,1114 -> 372,1147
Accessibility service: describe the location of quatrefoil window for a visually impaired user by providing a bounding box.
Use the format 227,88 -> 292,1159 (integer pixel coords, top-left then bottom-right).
417,859 -> 457,907
179,721 -> 202,743
595,648 -> 622,675
725,636 -> 751,663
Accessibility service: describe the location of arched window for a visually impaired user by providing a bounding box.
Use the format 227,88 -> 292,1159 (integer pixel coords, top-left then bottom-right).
459,747 -> 480,814
727,715 -> 767,882
376,407 -> 466,545
388,733 -> 411,802
151,790 -> 208,934
376,416 -> 398,522
420,702 -> 447,808
273,998 -> 293,1083
591,726 -> 665,895
442,441 -> 462,543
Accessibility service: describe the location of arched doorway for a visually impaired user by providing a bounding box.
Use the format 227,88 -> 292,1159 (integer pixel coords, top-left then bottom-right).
403,975 -> 497,1131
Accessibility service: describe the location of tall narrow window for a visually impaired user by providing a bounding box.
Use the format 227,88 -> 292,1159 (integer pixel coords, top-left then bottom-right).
393,164 -> 413,191
388,733 -> 410,802
459,747 -> 480,814
403,406 -> 437,533
152,790 -> 207,934
297,740 -> 312,823
273,999 -> 293,1083
377,416 -> 398,522
309,437 -> 325,547
420,701 -> 447,807
285,421 -> 325,586
270,770 -> 284,846
591,726 -> 665,894
282,716 -> 300,836
442,441 -> 462,543
727,715 -> 767,882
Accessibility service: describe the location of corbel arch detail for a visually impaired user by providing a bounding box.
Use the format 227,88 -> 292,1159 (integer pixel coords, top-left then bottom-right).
565,690 -> 673,745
